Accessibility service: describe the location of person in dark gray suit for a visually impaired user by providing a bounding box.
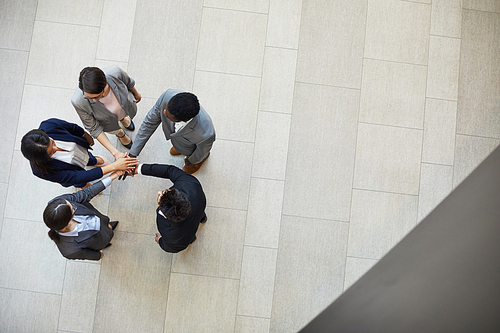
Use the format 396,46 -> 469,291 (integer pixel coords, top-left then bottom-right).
129,89 -> 215,174
42,171 -> 124,260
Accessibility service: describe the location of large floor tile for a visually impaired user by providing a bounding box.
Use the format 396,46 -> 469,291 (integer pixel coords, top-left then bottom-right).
353,123 -> 423,195
96,0 -> 137,63
422,98 -> 457,165
347,189 -> 418,260
0,183 -> 7,239
36,0 -> 103,26
0,49 -> 29,183
58,261 -> 101,333
25,21 -> 99,89
95,59 -> 128,71
244,178 -> 284,248
128,0 -> 203,97
204,0 -> 269,13
418,163 -> 453,221
235,316 -> 270,333
296,0 -> 367,88
171,207 -> 246,279
0,0 -> 37,50
430,0 -> 462,38
259,47 -> 297,114
251,111 -> 291,180
426,35 -> 461,101
0,219 -> 66,293
266,0 -> 302,49
93,231 -> 171,333
0,288 -> 60,333
343,256 -> 378,291
463,0 -> 500,13
193,70 -> 260,142
364,0 -> 431,65
359,58 -> 427,129
165,273 -> 239,333
196,7 -> 267,77
196,140 -> 254,210
457,9 -> 500,138
453,135 -> 500,187
237,246 -> 277,318
283,83 -> 359,221
271,216 -> 348,333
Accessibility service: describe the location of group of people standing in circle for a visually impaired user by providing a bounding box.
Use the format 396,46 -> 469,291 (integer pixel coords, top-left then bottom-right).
21,65 -> 216,260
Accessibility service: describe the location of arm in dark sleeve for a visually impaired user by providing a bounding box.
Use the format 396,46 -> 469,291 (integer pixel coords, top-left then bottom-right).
33,166 -> 103,188
140,163 -> 199,185
43,118 -> 85,137
64,248 -> 102,260
54,180 -> 106,204
158,237 -> 182,253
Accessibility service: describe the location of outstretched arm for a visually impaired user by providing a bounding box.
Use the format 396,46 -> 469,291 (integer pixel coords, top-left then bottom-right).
139,163 -> 198,184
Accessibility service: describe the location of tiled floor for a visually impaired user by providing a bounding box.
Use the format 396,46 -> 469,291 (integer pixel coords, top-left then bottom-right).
0,0 -> 499,332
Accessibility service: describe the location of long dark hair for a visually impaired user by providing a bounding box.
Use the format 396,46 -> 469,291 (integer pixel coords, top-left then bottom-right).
43,198 -> 73,243
21,129 -> 54,174
78,67 -> 107,94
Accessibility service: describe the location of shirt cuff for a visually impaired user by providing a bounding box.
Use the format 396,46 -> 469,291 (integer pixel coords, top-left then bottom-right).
101,176 -> 112,188
137,164 -> 144,175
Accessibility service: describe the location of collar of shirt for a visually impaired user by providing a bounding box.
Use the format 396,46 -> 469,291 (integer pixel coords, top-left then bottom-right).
174,117 -> 193,133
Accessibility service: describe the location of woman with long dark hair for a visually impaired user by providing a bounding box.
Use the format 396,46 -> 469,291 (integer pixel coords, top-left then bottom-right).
21,118 -> 138,188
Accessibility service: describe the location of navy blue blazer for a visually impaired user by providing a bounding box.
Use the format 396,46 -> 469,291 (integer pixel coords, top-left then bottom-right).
31,118 -> 103,187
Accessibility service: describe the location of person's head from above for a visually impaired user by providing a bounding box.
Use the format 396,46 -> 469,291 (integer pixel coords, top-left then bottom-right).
157,188 -> 191,223
164,92 -> 200,122
43,198 -> 75,242
79,67 -> 109,101
21,129 -> 57,172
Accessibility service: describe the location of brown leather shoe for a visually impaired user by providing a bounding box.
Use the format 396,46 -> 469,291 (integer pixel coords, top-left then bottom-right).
183,153 -> 210,174
170,146 -> 181,155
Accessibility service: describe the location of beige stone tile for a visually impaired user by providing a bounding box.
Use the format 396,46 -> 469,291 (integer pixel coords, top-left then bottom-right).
93,231 -> 171,333
343,257 -> 378,291
0,49 -> 29,183
457,9 -> 500,138
171,207 -> 246,279
36,0 -> 103,26
0,288 -> 60,333
426,36 -> 461,101
0,183 -> 7,239
193,70 -> 260,142
94,59 -> 128,71
237,246 -> 278,318
422,98 -> 457,165
96,0 -> 137,63
353,123 -> 423,195
271,216 -> 348,333
196,140 -> 254,210
296,0 -> 367,88
0,219 -> 66,293
165,273 -> 239,333
25,21 -> 99,89
259,47 -> 297,114
244,178 -> 284,248
4,151 -> 73,220
204,0 -> 269,13
430,0 -> 462,38
266,0 -> 302,49
463,0 -> 500,13
128,0 -> 203,98
418,163 -> 453,221
196,7 -> 267,77
359,59 -> 427,129
235,316 -> 270,333
453,135 -> 500,187
58,261 -> 101,333
0,0 -> 37,50
283,83 -> 359,221
251,112 -> 291,180
347,189 -> 418,260
365,0 -> 431,65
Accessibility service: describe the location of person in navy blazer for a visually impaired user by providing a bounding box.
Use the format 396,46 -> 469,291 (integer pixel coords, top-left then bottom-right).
21,118 -> 138,188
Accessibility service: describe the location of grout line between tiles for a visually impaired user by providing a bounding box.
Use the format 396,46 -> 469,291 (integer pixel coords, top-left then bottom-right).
462,7 -> 500,15
280,214 -> 349,224
170,271 -> 240,281
0,47 -> 30,53
56,260 -> 68,331
454,133 -> 500,141
34,19 -> 100,29
351,187 -> 419,197
363,56 -> 428,67
0,286 -> 63,296
294,80 -> 361,91
236,314 -> 271,320
195,68 -> 261,79
421,161 -> 454,167
429,33 -> 461,40
358,121 -> 424,131
202,5 -> 268,16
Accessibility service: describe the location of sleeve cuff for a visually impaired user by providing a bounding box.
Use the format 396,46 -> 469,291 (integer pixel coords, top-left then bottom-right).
101,176 -> 112,188
137,164 -> 144,175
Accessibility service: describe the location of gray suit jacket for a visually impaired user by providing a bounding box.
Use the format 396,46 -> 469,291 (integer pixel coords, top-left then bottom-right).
129,89 -> 216,164
50,181 -> 113,260
71,65 -> 137,138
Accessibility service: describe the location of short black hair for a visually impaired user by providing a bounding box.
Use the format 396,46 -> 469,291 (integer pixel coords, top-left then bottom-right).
43,198 -> 73,243
158,189 -> 191,223
167,92 -> 200,121
78,67 -> 107,94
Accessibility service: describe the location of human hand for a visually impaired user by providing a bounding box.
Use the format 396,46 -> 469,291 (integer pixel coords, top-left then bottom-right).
112,151 -> 127,161
109,170 -> 125,181
134,92 -> 142,103
112,156 -> 139,171
155,233 -> 161,244
100,252 -> 104,260
83,132 -> 94,146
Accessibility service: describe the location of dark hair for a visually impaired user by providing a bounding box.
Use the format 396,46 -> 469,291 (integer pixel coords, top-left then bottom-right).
43,198 -> 73,243
167,92 -> 200,121
159,189 -> 191,223
21,129 -> 54,175
78,67 -> 107,94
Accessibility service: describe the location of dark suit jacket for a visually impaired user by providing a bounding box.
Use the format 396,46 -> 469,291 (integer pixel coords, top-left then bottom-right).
50,180 -> 113,260
33,118 -> 103,188
141,164 -> 206,253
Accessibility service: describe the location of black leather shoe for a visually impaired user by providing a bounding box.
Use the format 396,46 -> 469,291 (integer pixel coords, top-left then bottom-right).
104,243 -> 112,249
109,221 -> 119,230
200,214 -> 207,224
124,119 -> 135,131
